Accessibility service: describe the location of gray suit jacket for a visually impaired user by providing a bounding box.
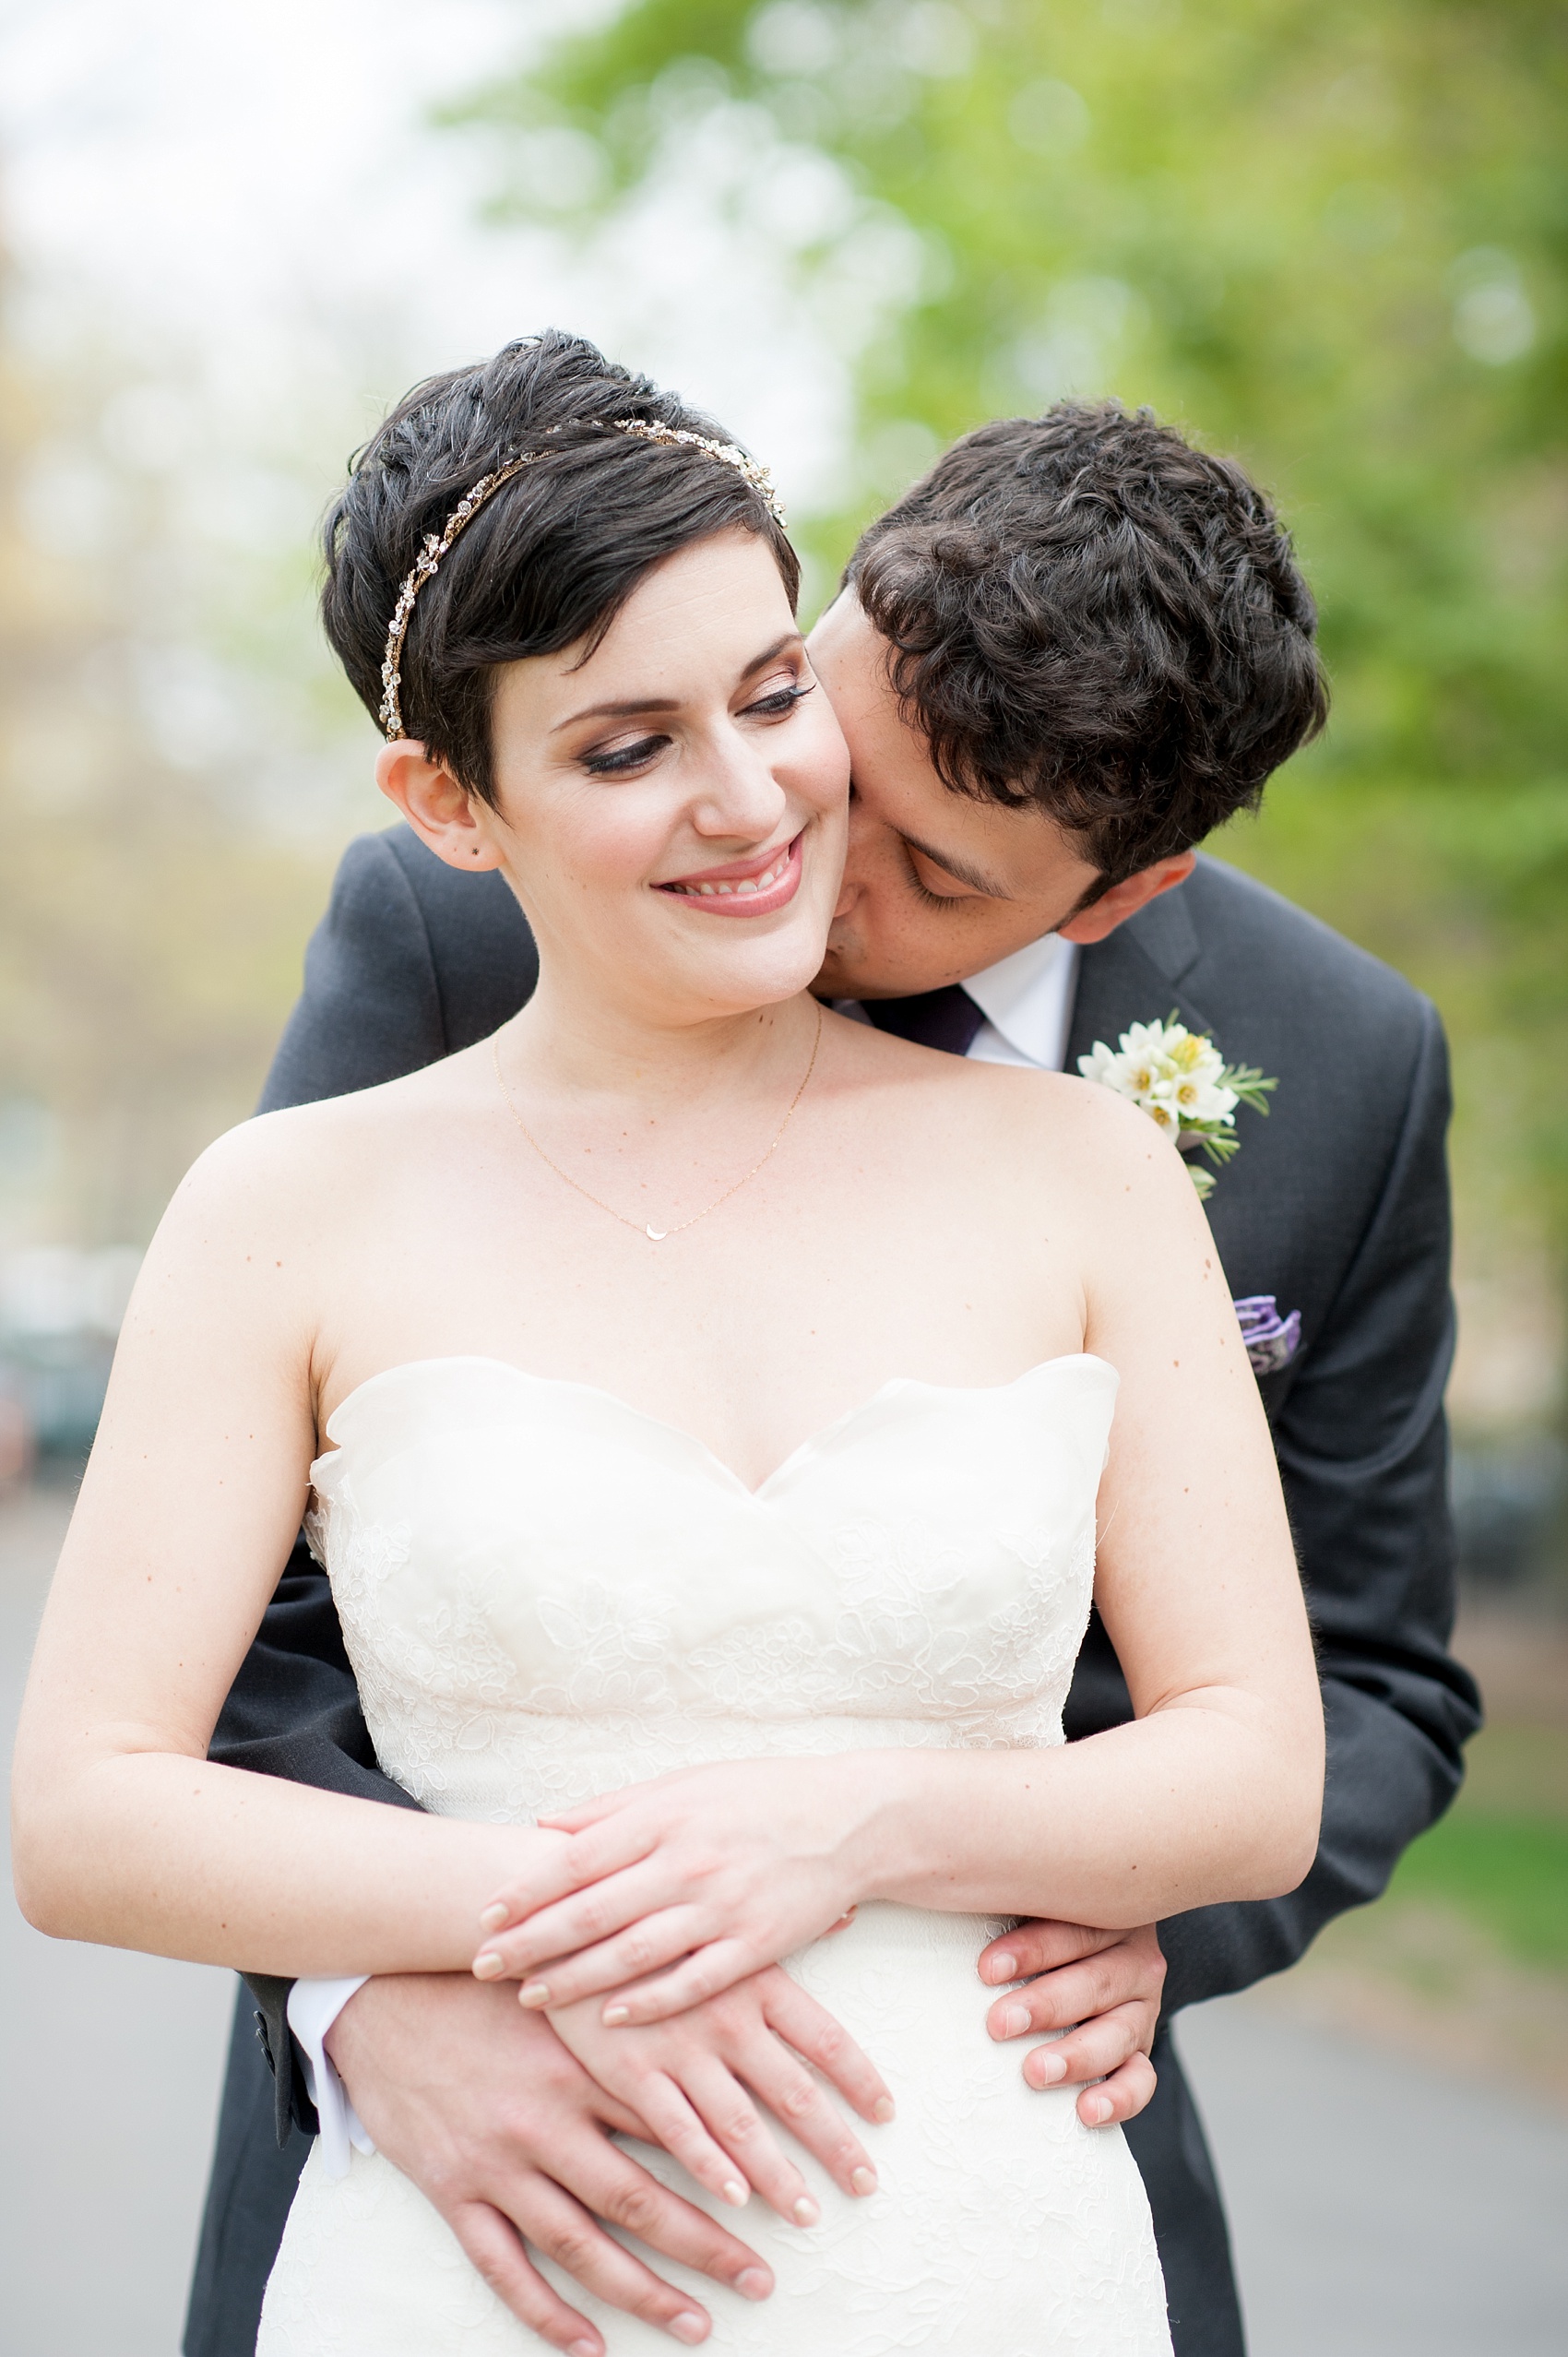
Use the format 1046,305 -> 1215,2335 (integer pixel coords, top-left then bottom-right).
185,827 -> 1479,2357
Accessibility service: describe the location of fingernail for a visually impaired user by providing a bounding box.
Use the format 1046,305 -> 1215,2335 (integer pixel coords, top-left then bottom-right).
998,2003 -> 1031,2040
871,2096 -> 896,2125
1031,2051 -> 1067,2086
850,2166 -> 877,2196
602,2005 -> 630,2027
985,1949 -> 1016,1982
735,2268 -> 771,2303
791,2196 -> 820,2227
472,1952 -> 505,1981
517,1981 -> 551,2007
569,2339 -> 600,2357
1087,2094 -> 1113,2125
721,2179 -> 749,2208
479,1902 -> 509,1933
668,2312 -> 707,2345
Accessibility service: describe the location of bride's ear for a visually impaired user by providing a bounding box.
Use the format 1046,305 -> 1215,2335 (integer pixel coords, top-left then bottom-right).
375,743 -> 505,872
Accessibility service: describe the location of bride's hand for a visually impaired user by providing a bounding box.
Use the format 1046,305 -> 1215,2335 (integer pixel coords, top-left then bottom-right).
545,1965 -> 894,2226
472,1757 -> 875,2021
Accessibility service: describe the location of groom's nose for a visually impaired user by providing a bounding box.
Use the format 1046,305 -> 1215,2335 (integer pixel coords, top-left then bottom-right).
837,783 -> 891,893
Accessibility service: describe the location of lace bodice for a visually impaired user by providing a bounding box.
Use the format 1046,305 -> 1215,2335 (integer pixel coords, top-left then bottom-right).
306,1354 -> 1117,1821
267,1351 -> 1174,2357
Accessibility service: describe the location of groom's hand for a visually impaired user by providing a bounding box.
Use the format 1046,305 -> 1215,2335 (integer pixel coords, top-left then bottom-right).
326,1973 -> 775,2354
975,1920 -> 1165,2128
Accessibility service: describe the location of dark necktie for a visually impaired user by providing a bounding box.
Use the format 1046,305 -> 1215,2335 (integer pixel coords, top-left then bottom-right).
861,983 -> 986,1058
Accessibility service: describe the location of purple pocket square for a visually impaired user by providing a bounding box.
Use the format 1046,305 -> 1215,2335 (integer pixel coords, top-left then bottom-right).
1234,1295 -> 1302,1376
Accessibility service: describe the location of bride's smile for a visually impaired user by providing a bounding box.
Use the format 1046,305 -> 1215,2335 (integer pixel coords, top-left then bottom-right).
656,832 -> 802,911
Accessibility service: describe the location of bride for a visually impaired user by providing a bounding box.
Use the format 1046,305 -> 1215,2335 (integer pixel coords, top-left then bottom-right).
13,334 -> 1322,2356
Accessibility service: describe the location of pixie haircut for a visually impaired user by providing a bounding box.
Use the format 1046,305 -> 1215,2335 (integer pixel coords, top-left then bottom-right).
322,330 -> 799,802
846,403 -> 1328,887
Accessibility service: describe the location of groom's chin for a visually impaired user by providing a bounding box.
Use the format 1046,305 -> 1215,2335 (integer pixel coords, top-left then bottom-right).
815,930 -> 885,1002
815,944 -> 923,1004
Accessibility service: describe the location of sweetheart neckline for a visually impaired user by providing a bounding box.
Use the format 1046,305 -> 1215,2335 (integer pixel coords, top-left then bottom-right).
316,1351 -> 1116,1501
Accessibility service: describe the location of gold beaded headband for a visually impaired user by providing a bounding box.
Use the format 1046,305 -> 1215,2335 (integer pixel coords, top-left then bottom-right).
376,418 -> 787,741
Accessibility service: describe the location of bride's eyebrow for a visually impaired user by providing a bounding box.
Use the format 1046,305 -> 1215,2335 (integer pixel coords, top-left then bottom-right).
735,630 -> 806,681
552,635 -> 806,735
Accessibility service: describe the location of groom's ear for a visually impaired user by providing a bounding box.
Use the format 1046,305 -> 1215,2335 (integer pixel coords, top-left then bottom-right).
374,743 -> 505,872
1058,851 -> 1196,945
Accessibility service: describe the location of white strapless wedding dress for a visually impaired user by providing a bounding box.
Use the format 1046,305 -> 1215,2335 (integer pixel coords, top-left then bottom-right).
258,1354 -> 1170,2356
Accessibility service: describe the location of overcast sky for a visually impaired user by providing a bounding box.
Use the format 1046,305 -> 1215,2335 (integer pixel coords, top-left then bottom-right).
0,0 -> 851,507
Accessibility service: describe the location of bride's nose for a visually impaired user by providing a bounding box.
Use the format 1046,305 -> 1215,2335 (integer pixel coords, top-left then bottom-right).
687,733 -> 789,842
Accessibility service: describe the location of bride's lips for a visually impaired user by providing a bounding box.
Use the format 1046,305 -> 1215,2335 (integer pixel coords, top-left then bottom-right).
655,833 -> 803,919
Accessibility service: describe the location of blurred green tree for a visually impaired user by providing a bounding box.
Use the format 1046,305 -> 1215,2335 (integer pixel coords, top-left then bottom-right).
457,0 -> 1568,1429
0,235 -> 343,1249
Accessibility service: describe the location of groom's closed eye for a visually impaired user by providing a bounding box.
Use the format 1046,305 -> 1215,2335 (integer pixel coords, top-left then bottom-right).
901,836 -> 1013,908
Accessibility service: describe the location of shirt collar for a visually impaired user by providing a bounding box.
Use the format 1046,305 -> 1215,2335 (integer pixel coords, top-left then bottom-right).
962,931 -> 1080,1072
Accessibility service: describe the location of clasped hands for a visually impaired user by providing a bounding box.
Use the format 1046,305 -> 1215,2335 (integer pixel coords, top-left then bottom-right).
327,1756 -> 1164,2357
469,1756 -> 1160,2212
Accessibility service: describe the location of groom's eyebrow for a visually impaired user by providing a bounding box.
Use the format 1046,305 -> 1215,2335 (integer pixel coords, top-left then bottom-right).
553,635 -> 805,732
898,830 -> 1013,899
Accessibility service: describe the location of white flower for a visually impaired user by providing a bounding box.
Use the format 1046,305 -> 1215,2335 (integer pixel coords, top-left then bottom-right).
1077,1015 -> 1277,1197
1077,1039 -> 1134,1096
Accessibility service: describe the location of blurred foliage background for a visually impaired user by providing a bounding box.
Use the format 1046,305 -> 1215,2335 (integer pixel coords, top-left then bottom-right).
456,0 -> 1568,1499
6,0 -> 1565,1466
0,0 -> 1565,2115
0,278 -> 346,1250
3,0 -> 1563,1496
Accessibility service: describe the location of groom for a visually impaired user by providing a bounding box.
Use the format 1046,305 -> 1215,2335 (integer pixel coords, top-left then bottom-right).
186,399 -> 1479,2357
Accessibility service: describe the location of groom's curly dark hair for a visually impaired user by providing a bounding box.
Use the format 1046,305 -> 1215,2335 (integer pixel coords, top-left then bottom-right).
846,404 -> 1328,888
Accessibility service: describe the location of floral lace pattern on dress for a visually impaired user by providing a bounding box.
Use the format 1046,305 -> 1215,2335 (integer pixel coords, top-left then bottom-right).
260,1353 -> 1171,2357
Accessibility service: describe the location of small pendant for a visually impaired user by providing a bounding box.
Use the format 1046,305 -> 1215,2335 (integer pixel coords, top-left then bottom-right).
645,1225 -> 669,1241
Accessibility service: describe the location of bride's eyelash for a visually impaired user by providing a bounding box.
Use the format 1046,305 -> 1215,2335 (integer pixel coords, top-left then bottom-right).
583,735 -> 669,777
581,682 -> 812,775
745,681 -> 815,720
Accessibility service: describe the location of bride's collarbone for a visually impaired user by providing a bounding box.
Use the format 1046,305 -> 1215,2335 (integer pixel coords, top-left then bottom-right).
303,1071 -> 1090,1441
313,1253 -> 1089,1477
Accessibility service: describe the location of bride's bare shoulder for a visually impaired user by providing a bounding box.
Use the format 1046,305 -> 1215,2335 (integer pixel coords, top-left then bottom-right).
838,1016 -> 1197,1219
158,1050 -> 482,1238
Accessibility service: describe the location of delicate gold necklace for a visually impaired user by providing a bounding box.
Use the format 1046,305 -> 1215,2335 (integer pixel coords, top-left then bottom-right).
492,1003 -> 824,1243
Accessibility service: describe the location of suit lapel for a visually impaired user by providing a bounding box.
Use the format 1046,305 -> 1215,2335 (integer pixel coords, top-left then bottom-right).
1064,883 -> 1303,1419
1064,885 -> 1215,1072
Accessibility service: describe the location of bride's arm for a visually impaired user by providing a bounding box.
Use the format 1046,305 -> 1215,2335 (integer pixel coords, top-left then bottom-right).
466,1079 -> 1325,2021
10,1116 -> 552,1976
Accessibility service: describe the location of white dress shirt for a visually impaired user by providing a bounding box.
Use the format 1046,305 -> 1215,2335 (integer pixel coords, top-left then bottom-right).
293,927 -> 1082,2170
960,931 -> 1080,1073
286,1974 -> 374,2177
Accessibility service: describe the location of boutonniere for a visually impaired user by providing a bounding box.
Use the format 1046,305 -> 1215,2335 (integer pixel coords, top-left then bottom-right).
1079,1016 -> 1301,1375
1077,1014 -> 1277,1202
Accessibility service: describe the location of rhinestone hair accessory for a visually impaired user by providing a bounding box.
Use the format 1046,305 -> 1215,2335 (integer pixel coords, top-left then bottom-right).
376,419 -> 787,742
608,419 -> 788,529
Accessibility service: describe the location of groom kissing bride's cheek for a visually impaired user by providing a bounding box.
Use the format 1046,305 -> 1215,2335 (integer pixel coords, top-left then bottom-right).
13,334 -> 1478,2357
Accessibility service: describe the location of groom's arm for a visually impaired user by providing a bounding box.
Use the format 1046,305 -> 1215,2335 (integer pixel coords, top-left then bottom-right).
990,999 -> 1479,2117
1156,996 -> 1480,2009
1028,998 -> 1480,2047
210,1535 -> 423,2137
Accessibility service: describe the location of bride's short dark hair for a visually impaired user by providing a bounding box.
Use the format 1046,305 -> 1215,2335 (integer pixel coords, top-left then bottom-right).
846,403 -> 1328,889
322,330 -> 799,801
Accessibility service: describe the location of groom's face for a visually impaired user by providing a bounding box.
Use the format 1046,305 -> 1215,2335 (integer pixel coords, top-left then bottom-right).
807,592 -> 1192,1002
